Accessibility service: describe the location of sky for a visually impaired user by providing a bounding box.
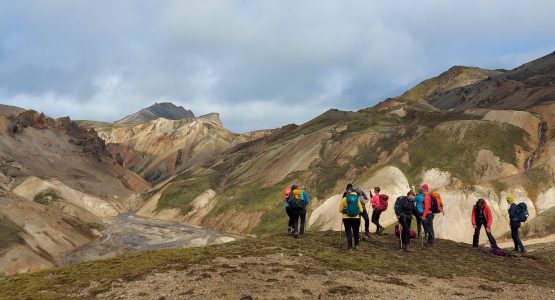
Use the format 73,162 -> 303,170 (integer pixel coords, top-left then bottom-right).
1,1 -> 555,133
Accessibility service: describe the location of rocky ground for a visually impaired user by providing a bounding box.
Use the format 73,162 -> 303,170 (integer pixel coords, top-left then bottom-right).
2,231 -> 555,299
98,254 -> 554,300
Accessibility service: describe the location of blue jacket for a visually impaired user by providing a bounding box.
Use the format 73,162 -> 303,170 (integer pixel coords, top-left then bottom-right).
302,190 -> 309,205
508,203 -> 519,222
414,194 -> 424,214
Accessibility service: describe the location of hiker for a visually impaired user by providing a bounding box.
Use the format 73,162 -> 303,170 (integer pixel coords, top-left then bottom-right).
421,184 -> 435,245
356,188 -> 370,239
339,184 -> 363,250
342,183 -> 353,198
287,185 -> 307,238
285,185 -> 295,234
298,185 -> 309,236
394,191 -> 418,251
370,187 -> 386,234
414,188 -> 425,238
471,198 -> 498,249
507,194 -> 526,253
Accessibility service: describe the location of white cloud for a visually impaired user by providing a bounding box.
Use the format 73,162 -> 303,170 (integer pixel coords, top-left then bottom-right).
1,0 -> 555,132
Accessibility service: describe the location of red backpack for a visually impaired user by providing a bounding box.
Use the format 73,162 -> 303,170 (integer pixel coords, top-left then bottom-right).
378,194 -> 389,211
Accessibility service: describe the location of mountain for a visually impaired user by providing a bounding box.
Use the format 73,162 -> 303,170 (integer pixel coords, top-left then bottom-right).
132,51 -> 555,246
115,102 -> 195,125
0,104 -> 26,116
90,113 -> 268,184
426,51 -> 555,111
0,110 -> 150,275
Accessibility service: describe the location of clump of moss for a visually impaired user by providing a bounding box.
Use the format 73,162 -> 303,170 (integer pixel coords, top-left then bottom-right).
522,166 -> 552,201
156,175 -> 211,213
33,189 -> 62,205
0,217 -> 22,250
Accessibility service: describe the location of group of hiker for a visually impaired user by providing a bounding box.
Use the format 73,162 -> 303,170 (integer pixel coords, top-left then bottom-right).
284,183 -> 529,253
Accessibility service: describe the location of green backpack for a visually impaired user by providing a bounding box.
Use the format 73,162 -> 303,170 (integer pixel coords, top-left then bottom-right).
343,193 -> 361,217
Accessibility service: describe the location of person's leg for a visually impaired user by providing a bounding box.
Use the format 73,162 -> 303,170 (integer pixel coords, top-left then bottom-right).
292,208 -> 301,237
376,210 -> 384,232
510,221 -> 519,250
343,219 -> 354,249
426,214 -> 435,243
361,210 -> 370,234
353,218 -> 361,247
511,221 -> 525,252
400,216 -> 410,248
473,223 -> 482,248
286,207 -> 293,234
371,210 -> 379,232
485,227 -> 498,248
416,215 -> 422,238
299,207 -> 306,235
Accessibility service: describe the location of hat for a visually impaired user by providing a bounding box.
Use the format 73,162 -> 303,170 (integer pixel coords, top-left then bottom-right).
507,194 -> 515,204
421,184 -> 429,192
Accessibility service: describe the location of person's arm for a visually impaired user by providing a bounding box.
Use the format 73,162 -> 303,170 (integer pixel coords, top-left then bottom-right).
339,197 -> 346,213
422,195 -> 431,218
485,205 -> 493,230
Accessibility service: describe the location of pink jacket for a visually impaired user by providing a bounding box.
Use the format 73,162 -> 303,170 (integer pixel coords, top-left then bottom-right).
371,194 -> 380,209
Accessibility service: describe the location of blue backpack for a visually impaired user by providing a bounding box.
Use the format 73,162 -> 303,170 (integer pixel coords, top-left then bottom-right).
516,203 -> 529,222
343,193 -> 361,217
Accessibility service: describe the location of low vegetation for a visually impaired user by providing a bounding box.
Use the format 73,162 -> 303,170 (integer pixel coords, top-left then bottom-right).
522,165 -> 552,201
155,174 -> 211,213
0,217 -> 22,250
407,121 -> 529,183
1,231 -> 554,299
33,189 -> 62,205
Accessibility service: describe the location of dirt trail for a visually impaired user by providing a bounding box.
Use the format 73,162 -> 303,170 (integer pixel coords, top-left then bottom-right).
98,254 -> 554,299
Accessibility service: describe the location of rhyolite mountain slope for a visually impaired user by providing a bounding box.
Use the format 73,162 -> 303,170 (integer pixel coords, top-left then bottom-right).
115,102 -> 195,125
88,111 -> 272,184
133,51 -> 555,245
0,111 -> 150,275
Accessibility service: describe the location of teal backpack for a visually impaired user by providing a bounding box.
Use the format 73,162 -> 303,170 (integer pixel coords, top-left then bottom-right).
344,193 -> 361,217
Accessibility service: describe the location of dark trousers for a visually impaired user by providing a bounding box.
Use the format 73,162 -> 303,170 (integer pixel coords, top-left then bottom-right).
361,210 -> 370,233
472,222 -> 498,248
416,213 -> 423,237
423,214 -> 435,243
510,221 -> 525,251
286,207 -> 293,229
371,209 -> 383,231
399,215 -> 412,246
291,207 -> 302,236
299,207 -> 306,235
343,218 -> 360,248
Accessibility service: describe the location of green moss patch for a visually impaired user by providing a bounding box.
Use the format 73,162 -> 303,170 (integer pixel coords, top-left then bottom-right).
33,189 -> 62,205
0,217 -> 22,250
407,120 -> 529,183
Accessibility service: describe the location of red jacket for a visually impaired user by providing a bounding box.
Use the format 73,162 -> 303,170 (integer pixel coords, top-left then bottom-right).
472,203 -> 493,229
422,194 -> 432,218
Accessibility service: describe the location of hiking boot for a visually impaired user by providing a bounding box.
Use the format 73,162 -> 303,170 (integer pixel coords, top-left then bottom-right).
288,227 -> 292,235
404,244 -> 411,252
377,226 -> 385,234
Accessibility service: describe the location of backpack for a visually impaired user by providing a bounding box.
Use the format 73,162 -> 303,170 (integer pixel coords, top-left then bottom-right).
287,189 -> 305,209
430,191 -> 443,214
377,194 -> 389,211
488,247 -> 507,257
516,203 -> 529,222
343,193 -> 361,217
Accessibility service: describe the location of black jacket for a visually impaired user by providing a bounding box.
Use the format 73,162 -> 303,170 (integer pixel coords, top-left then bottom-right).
394,196 -> 418,218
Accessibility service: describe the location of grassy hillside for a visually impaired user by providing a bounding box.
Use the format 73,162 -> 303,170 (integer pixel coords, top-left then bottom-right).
0,217 -> 22,250
1,231 -> 554,299
401,66 -> 503,101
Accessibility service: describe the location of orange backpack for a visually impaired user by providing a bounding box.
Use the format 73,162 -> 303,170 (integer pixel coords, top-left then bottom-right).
430,191 -> 443,213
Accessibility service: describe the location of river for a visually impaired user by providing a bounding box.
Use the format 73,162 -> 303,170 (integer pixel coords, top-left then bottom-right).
61,213 -> 235,265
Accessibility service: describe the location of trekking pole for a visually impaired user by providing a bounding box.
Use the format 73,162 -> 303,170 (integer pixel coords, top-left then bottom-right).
398,222 -> 403,250
339,220 -> 343,249
421,219 -> 426,251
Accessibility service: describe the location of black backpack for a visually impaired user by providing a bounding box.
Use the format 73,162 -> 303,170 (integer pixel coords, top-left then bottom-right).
287,189 -> 304,209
